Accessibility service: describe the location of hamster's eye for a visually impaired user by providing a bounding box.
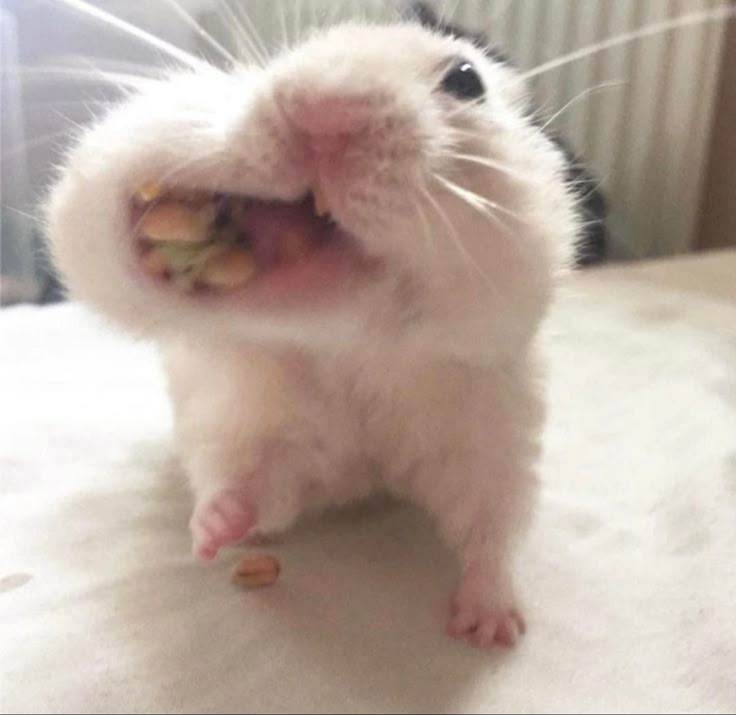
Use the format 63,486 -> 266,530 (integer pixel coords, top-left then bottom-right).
440,61 -> 485,101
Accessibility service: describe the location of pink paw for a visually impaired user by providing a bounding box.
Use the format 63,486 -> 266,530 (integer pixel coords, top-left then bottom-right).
190,490 -> 256,560
447,596 -> 526,648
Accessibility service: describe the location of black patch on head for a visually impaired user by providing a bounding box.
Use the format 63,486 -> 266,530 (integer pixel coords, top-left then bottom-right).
408,1 -> 608,267
408,2 -> 510,65
555,140 -> 609,266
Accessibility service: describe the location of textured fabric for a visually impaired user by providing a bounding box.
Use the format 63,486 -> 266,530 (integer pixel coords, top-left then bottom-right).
2,251 -> 735,714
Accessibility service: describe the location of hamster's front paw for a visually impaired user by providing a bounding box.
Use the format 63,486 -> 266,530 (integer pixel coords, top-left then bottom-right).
190,489 -> 257,560
447,564 -> 526,648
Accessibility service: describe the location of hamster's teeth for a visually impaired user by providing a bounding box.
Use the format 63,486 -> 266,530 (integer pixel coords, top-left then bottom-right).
312,186 -> 330,218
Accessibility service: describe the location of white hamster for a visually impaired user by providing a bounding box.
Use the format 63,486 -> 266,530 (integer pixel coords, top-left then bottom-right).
46,9 -> 581,648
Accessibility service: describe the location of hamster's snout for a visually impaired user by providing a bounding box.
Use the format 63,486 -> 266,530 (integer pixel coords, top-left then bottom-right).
267,34 -> 429,193
281,92 -> 372,138
276,88 -> 382,163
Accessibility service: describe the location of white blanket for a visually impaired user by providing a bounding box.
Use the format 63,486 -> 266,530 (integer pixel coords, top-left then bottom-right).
2,251 -> 735,714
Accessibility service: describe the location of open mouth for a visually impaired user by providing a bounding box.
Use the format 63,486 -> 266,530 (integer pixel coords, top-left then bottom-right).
130,182 -> 374,298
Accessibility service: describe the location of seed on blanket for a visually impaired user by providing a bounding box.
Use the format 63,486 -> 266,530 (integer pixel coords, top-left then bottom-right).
134,180 -> 163,203
231,555 -> 281,588
141,201 -> 216,243
198,247 -> 257,289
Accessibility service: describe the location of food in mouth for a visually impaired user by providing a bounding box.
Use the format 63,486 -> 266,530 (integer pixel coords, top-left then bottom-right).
132,181 -> 338,292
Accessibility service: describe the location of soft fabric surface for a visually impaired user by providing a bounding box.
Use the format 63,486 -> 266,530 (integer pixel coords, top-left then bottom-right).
2,251 -> 735,714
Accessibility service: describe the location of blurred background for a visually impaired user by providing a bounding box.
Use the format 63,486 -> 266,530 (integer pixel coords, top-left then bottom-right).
1,0 -> 735,305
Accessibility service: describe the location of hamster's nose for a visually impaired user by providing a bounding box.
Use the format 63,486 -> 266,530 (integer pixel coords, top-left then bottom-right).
305,133 -> 351,161
277,90 -> 372,160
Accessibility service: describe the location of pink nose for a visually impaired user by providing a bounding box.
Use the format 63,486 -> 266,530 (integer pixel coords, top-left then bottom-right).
305,132 -> 351,160
279,92 -> 371,159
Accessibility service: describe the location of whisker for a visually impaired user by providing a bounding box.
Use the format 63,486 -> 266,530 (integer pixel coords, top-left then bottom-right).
566,177 -> 606,192
234,3 -> 272,62
412,195 -> 439,264
536,80 -> 626,134
2,205 -> 44,226
159,0 -> 238,67
442,0 -> 462,22
23,98 -> 117,110
54,0 -> 207,71
2,65 -> 155,90
420,183 -> 492,285
326,0 -> 345,28
387,1 -> 407,26
490,0 -> 516,24
519,5 -> 735,84
570,182 -> 609,210
433,174 -> 521,226
293,0 -> 304,47
1,129 -> 78,164
51,109 -> 88,134
216,1 -> 267,67
45,55 -> 168,79
576,217 -> 607,231
438,150 -> 532,183
278,0 -> 291,52
445,96 -> 487,121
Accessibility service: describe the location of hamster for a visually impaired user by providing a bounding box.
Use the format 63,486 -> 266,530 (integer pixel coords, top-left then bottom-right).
46,8 -> 581,648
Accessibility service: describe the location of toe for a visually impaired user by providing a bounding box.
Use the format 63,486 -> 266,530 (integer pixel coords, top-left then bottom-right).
511,609 -> 526,635
447,610 -> 478,639
471,617 -> 500,648
493,617 -> 519,647
190,490 -> 257,560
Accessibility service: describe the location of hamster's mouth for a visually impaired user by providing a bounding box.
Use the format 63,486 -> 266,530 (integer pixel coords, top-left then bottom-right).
130,182 -> 379,303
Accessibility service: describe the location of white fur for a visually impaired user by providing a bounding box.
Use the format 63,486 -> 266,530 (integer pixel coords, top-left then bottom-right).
46,20 -> 580,646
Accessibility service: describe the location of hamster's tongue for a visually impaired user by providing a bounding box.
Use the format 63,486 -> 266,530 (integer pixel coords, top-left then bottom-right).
238,196 -> 336,268
236,196 -> 365,301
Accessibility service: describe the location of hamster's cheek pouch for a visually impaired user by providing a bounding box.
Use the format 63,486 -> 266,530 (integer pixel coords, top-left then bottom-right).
128,183 -> 384,309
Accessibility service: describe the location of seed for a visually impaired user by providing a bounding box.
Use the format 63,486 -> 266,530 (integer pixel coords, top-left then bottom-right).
231,555 -> 281,589
171,271 -> 196,292
141,201 -> 216,243
140,247 -> 169,277
198,247 -> 257,289
153,241 -> 213,273
135,180 -> 163,203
